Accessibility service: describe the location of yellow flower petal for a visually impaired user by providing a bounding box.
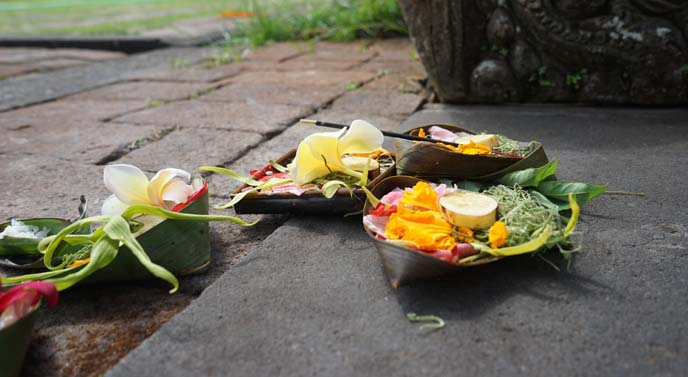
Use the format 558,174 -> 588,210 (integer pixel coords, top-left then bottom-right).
398,181 -> 440,211
103,164 -> 150,205
338,119 -> 384,154
289,130 -> 362,185
147,168 -> 192,207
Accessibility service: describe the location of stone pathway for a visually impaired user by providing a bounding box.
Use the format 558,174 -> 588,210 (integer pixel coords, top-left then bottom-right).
0,38 -> 426,377
108,105 -> 688,377
0,48 -> 125,79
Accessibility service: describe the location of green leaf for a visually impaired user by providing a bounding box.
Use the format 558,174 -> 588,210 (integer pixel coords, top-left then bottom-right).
103,216 -> 179,294
453,180 -> 484,192
40,215 -> 110,270
212,177 -> 292,209
528,189 -> 565,209
321,180 -> 352,199
198,166 -> 263,186
120,204 -> 258,226
498,160 -> 558,187
361,187 -> 380,208
46,235 -> 120,291
536,181 -> 607,205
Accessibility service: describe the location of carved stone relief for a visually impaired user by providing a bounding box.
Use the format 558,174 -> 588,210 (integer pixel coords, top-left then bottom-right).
399,0 -> 688,104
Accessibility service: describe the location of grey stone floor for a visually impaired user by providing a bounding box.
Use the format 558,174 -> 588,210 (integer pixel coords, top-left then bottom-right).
0,39 -> 427,376
106,105 -> 688,377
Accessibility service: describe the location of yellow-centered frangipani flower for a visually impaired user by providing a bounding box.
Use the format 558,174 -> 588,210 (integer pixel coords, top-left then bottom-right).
101,164 -> 203,216
288,120 -> 384,185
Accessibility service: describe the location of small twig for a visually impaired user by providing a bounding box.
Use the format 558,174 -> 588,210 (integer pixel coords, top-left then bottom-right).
406,312 -> 445,332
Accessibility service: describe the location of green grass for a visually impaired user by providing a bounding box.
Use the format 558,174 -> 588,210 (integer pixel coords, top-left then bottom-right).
241,0 -> 407,46
0,0 -> 407,43
0,0 -> 235,35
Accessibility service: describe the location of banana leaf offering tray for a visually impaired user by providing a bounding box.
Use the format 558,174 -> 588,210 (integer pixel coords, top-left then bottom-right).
227,148 -> 395,215
0,165 -> 254,293
363,160 -> 607,287
394,124 -> 550,181
0,282 -> 57,377
202,120 -> 396,215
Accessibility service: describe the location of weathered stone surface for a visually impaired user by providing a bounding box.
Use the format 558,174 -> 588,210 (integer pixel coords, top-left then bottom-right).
200,81 -> 344,109
0,47 -> 125,64
108,105 -> 688,377
306,41 -> 377,61
65,81 -> 213,102
243,42 -> 306,62
369,38 -> 418,61
0,64 -> 34,78
117,127 -> 263,173
125,64 -> 243,83
112,100 -> 312,134
0,47 -> 219,112
0,99 -> 149,127
231,69 -> 375,88
0,156 -> 108,219
363,74 -> 424,93
276,56 -> 361,71
327,89 -> 424,120
0,120 -> 160,164
357,59 -> 425,76
399,0 -> 467,102
399,0 -> 688,104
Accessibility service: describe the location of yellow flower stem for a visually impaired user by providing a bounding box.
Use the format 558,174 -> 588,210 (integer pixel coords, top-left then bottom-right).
474,225 -> 552,257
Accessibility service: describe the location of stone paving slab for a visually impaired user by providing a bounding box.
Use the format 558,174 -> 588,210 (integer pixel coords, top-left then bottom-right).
0,120 -> 161,164
242,43 -> 307,62
112,100 -> 312,134
327,88 -> 424,120
200,81 -> 345,108
0,99 -> 149,127
231,69 -> 375,87
125,63 -> 243,83
65,81 -> 214,102
108,105 -> 688,377
0,48 -> 125,64
0,156 -> 109,219
0,47 -> 218,112
117,127 -> 263,173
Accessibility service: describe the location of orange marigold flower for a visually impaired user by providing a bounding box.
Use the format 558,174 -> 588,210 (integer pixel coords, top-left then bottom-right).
488,221 -> 508,248
220,10 -> 255,18
386,205 -> 456,250
418,128 -> 426,138
457,141 -> 491,155
398,181 -> 440,211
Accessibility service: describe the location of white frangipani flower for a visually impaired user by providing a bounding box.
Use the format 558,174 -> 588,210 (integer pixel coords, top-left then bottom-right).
101,164 -> 201,216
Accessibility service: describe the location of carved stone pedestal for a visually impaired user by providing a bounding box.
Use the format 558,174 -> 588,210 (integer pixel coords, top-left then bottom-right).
399,0 -> 688,104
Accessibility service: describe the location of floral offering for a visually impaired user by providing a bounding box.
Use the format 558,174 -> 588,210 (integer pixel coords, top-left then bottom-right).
202,119 -> 395,211
0,164 -> 254,293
